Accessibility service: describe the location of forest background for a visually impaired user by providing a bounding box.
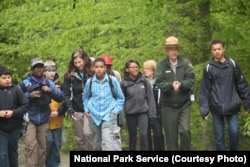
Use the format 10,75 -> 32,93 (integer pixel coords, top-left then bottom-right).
1,0 -> 250,151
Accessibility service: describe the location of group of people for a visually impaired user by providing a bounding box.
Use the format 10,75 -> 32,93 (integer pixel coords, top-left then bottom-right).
0,36 -> 250,167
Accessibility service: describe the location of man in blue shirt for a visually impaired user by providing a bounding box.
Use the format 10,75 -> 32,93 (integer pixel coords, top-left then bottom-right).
83,58 -> 125,150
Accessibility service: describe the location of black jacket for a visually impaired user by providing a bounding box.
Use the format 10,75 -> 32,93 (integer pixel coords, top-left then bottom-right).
63,71 -> 90,112
0,85 -> 29,132
155,57 -> 195,107
199,56 -> 250,117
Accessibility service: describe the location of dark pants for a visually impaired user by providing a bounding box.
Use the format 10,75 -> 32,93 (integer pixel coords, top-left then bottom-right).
148,118 -> 165,151
126,113 -> 148,150
162,102 -> 191,150
46,128 -> 62,167
0,130 -> 20,167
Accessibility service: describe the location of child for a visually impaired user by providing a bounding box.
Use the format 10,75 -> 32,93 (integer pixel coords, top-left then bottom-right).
44,60 -> 66,167
121,60 -> 157,150
83,58 -> 125,150
0,66 -> 29,167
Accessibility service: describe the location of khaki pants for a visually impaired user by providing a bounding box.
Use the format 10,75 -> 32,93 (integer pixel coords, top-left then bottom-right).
25,122 -> 48,167
73,112 -> 93,150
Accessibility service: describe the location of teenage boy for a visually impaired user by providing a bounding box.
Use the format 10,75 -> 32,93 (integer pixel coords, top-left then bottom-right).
199,39 -> 250,150
44,60 -> 66,167
83,58 -> 125,150
0,66 -> 29,167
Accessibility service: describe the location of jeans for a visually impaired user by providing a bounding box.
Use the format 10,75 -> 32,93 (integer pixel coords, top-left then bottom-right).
46,128 -> 62,167
126,113 -> 148,150
90,112 -> 117,151
112,124 -> 122,151
212,113 -> 239,151
0,130 -> 20,167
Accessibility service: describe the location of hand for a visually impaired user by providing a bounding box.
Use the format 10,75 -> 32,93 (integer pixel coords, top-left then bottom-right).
71,114 -> 77,121
85,112 -> 91,119
172,81 -> 181,91
41,85 -> 51,93
0,110 -> 7,118
203,115 -> 208,120
50,111 -> 59,118
4,110 -> 13,118
30,90 -> 41,98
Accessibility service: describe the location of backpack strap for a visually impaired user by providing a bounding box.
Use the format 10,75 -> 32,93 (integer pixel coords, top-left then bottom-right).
88,77 -> 93,98
88,75 -> 116,99
206,58 -> 237,85
121,81 -> 126,98
108,75 -> 117,99
206,64 -> 210,73
229,58 -> 236,67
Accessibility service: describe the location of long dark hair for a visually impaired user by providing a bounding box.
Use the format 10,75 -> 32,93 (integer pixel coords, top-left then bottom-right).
65,49 -> 92,78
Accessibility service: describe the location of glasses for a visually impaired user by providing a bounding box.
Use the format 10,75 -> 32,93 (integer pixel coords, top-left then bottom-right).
128,66 -> 139,69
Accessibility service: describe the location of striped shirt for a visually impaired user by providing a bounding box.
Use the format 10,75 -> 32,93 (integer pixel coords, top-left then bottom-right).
83,73 -> 125,126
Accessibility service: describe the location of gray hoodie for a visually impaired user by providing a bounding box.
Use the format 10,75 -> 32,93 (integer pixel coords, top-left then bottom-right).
121,73 -> 157,119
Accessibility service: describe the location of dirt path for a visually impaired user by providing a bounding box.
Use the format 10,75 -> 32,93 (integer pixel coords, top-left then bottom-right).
18,137 -> 70,167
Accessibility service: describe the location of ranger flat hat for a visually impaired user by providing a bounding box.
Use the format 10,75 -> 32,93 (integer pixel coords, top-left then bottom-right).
164,36 -> 181,48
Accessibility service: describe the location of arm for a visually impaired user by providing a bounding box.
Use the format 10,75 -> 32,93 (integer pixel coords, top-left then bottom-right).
62,77 -> 73,111
12,86 -> 29,118
199,67 -> 211,118
112,77 -> 125,115
145,79 -> 157,119
234,63 -> 250,111
83,79 -> 91,113
155,62 -> 173,93
180,61 -> 195,91
48,80 -> 64,102
57,102 -> 67,116
18,80 -> 32,100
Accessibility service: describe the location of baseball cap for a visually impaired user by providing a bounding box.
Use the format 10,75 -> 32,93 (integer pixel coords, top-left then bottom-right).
31,57 -> 44,68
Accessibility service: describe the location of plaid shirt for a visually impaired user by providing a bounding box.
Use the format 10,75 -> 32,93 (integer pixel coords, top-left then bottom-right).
83,73 -> 125,126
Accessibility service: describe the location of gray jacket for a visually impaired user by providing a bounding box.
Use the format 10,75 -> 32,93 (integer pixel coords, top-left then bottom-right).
121,73 -> 157,119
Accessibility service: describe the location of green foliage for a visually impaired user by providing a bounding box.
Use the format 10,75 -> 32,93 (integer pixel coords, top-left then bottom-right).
243,115 -> 250,136
1,0 -> 250,151
61,116 -> 77,153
